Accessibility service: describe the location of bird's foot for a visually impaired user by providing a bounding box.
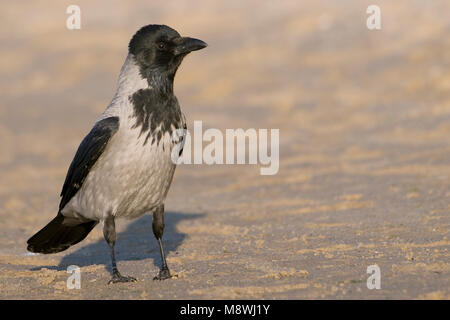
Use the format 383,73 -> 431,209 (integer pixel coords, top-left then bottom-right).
108,271 -> 137,284
153,267 -> 172,280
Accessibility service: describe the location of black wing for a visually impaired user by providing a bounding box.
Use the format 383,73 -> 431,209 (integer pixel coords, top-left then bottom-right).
59,117 -> 119,211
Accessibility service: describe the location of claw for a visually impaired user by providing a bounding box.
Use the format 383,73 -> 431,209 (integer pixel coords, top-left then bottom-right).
108,271 -> 137,284
153,267 -> 172,280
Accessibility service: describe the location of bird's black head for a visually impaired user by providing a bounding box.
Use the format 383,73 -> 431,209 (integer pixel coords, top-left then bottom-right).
129,25 -> 207,92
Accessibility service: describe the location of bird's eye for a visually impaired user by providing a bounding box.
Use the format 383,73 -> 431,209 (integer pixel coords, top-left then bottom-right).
156,42 -> 166,50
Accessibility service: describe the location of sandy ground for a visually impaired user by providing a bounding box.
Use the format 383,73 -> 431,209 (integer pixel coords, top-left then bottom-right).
0,0 -> 449,299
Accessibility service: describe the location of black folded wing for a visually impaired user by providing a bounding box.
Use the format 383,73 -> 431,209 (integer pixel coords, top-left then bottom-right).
59,117 -> 119,211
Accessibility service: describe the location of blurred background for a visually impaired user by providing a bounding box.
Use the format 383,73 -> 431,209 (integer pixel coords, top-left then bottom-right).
0,0 -> 449,299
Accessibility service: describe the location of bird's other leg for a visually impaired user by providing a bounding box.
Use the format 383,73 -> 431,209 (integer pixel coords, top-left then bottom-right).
103,215 -> 136,284
152,204 -> 172,280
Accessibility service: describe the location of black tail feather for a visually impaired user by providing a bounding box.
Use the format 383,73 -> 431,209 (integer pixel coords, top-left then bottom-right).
27,214 -> 98,254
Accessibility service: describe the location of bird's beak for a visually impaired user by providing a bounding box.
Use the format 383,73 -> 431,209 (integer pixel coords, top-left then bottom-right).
173,37 -> 207,55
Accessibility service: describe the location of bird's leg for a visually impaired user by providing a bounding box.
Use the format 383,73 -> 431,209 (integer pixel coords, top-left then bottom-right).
152,205 -> 172,280
103,215 -> 136,284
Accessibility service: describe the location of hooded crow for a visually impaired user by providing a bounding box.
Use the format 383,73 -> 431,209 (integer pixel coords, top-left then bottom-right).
27,25 -> 207,283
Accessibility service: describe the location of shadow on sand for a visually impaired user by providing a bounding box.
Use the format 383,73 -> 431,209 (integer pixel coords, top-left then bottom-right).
30,211 -> 203,273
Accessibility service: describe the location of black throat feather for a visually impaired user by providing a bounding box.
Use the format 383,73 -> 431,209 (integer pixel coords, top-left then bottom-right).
129,86 -> 182,146
129,45 -> 185,147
